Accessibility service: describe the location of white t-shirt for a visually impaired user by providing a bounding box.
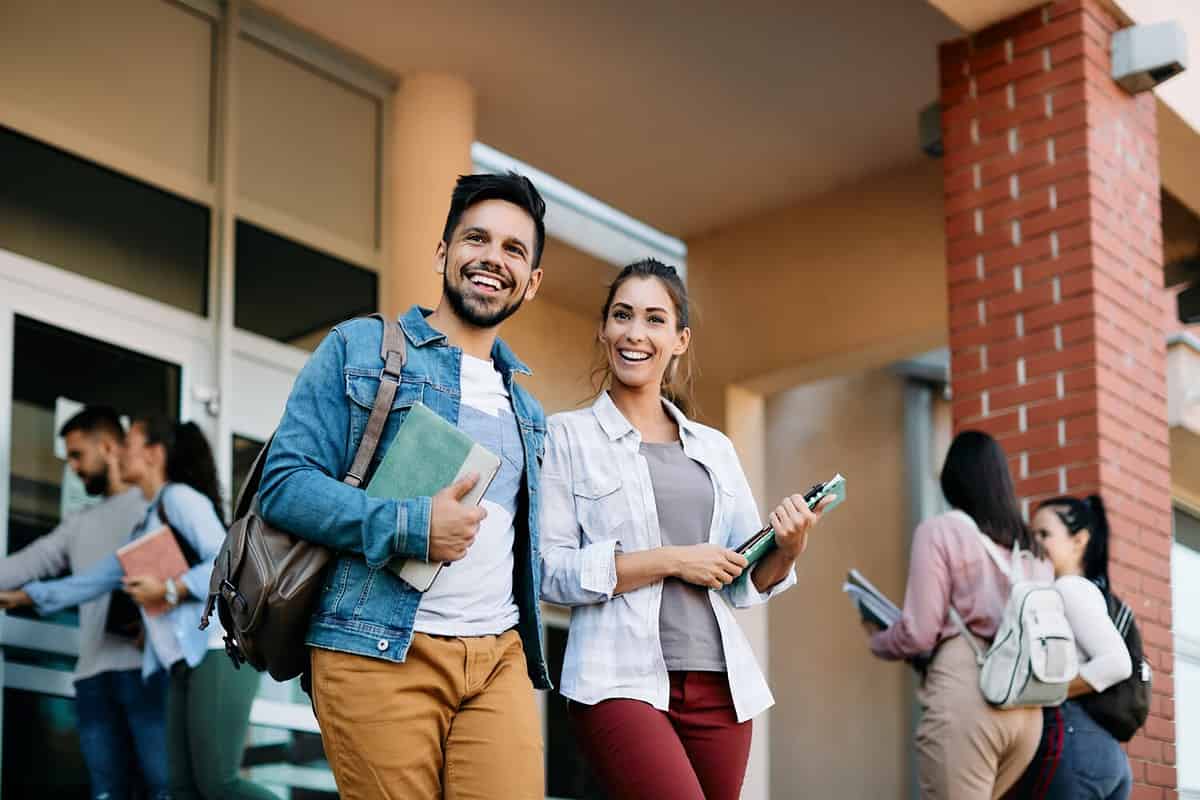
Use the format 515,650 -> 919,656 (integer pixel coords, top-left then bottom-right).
1057,575 -> 1133,692
413,354 -> 521,637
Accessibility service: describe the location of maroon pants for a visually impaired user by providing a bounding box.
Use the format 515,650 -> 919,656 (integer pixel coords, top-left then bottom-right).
568,671 -> 753,800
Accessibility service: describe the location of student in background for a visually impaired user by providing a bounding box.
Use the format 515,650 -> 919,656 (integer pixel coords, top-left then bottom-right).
0,416 -> 273,800
864,430 -> 1054,800
0,406 -> 163,799
540,259 -> 830,800
1011,495 -> 1132,800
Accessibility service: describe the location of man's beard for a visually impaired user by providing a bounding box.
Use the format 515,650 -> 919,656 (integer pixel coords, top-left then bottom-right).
443,268 -> 525,329
81,464 -> 109,496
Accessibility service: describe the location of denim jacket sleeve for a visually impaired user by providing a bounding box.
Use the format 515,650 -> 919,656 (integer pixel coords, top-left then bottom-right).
160,485 -> 223,603
720,437 -> 796,609
24,553 -> 123,616
538,418 -> 619,606
257,327 -> 430,568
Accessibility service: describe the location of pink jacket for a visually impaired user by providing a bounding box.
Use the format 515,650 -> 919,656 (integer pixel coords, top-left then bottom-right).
870,510 -> 1053,661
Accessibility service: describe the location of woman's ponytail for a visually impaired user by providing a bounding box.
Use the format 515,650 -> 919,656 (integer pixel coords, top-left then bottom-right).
137,415 -> 225,525
1037,493 -> 1111,590
1082,494 -> 1111,591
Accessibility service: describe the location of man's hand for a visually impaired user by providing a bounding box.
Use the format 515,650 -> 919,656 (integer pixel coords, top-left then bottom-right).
770,493 -> 832,559
123,576 -> 166,607
671,544 -> 748,590
428,473 -> 487,563
0,590 -> 32,610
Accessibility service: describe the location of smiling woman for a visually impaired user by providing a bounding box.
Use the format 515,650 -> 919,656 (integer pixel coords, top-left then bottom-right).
538,257 -> 831,800
592,259 -> 694,419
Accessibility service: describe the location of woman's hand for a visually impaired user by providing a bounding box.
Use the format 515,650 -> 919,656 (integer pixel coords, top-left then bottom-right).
123,576 -> 167,607
769,493 -> 832,559
0,590 -> 32,610
672,544 -> 749,590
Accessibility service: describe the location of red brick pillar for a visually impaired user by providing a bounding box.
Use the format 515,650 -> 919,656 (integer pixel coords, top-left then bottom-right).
940,1 -> 1176,795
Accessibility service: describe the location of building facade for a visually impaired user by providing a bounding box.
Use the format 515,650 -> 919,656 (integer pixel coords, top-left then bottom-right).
0,0 -> 1197,797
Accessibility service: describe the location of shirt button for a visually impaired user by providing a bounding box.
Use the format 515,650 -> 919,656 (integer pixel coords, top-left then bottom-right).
377,639 -> 389,652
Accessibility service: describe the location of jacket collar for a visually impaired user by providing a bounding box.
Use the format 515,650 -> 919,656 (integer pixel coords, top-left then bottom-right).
591,390 -> 698,442
398,306 -> 532,377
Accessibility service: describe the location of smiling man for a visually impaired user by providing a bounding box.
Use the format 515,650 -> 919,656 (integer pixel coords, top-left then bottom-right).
258,172 -> 551,800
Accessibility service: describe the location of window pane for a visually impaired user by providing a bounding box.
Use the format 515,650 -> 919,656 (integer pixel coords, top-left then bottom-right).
7,316 -> 181,629
235,220 -> 377,350
2,689 -> 91,798
1176,507 -> 1200,553
1177,656 -> 1200,791
0,0 -> 214,183
243,721 -> 336,799
1174,512 -> 1200,644
232,434 -> 338,795
0,126 -> 210,315
237,37 -> 379,249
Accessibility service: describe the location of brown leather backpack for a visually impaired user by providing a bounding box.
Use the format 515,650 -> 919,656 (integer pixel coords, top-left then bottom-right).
200,314 -> 406,682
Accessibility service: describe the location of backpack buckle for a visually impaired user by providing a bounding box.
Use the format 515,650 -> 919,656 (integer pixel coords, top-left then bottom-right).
220,579 -> 249,615
224,634 -> 245,670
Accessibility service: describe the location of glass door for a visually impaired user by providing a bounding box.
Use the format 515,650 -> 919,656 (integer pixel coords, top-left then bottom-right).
0,247 -> 213,798
3,315 -> 183,798
228,339 -> 339,798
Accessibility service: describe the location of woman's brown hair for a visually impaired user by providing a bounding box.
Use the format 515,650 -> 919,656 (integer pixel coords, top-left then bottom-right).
590,259 -> 697,415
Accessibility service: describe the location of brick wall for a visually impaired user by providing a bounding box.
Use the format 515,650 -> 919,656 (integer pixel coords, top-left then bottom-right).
939,1 -> 1176,795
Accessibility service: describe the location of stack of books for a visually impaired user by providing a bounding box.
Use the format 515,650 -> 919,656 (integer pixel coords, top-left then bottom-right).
842,568 -> 901,629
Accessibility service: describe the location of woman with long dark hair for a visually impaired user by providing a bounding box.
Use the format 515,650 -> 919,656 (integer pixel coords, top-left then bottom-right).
539,259 -> 830,800
0,416 -> 273,800
864,430 -> 1054,799
1011,495 -> 1133,799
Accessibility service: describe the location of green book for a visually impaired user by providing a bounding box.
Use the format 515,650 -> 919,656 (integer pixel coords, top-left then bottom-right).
367,402 -> 501,591
734,473 -> 847,566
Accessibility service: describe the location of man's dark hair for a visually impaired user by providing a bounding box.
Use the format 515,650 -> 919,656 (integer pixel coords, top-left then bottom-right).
441,172 -> 547,268
59,406 -> 125,442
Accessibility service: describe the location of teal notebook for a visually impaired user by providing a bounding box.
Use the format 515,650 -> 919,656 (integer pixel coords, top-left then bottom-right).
367,402 -> 500,591
734,473 -> 846,566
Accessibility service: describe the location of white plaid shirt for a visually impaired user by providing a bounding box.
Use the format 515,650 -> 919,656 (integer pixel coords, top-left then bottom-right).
539,392 -> 795,722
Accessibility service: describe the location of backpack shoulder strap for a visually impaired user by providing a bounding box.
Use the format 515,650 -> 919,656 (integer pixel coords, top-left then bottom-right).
238,314 -> 407,516
236,436 -> 273,519
343,313 -> 407,488
948,606 -> 987,666
1111,595 -> 1134,638
953,510 -> 1022,581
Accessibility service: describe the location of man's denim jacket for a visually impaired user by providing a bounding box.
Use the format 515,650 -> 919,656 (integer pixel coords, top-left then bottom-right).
258,306 -> 551,689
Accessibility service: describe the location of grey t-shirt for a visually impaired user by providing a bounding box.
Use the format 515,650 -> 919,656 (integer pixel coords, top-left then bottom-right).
0,488 -> 146,682
641,441 -> 726,672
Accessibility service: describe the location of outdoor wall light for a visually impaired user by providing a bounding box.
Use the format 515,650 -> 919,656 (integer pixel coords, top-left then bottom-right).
1112,20 -> 1188,94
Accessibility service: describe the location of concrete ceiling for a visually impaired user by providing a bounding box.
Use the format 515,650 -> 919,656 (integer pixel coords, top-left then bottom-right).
537,235 -> 617,319
255,0 -> 961,239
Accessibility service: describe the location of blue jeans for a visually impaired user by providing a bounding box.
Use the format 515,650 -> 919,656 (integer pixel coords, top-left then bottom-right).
75,668 -> 169,800
1046,700 -> 1132,800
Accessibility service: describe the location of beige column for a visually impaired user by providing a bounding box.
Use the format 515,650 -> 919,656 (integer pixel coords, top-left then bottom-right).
725,384 -> 770,800
382,73 -> 476,319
